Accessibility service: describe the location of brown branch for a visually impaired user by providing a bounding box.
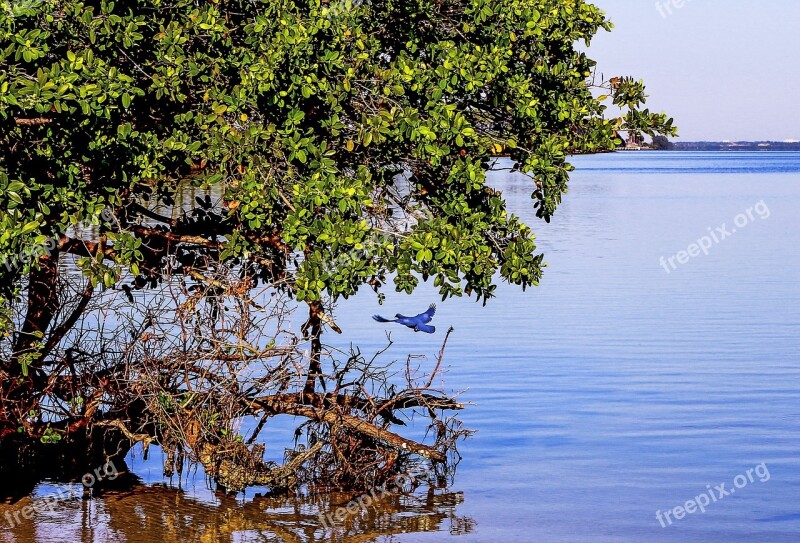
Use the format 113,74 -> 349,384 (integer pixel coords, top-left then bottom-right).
183,349 -> 295,362
130,225 -> 223,248
251,392 -> 463,414
303,301 -> 326,398
58,236 -> 117,259
129,223 -> 290,256
14,118 -> 53,126
130,202 -> 177,227
95,419 -> 154,449
425,326 -> 454,389
319,311 -> 342,334
249,394 -> 447,463
245,232 -> 291,255
41,279 -> 96,362
251,440 -> 324,488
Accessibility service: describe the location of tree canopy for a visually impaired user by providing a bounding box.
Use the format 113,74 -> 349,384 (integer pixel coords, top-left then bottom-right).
0,0 -> 675,491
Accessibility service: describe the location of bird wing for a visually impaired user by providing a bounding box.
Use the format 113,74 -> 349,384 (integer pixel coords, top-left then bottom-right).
372,315 -> 396,323
415,304 -> 436,324
415,323 -> 436,334
395,317 -> 417,328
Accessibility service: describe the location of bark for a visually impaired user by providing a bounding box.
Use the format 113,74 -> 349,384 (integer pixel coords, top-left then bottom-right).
303,301 -> 326,400
7,253 -> 60,374
2,254 -> 61,437
249,393 -> 448,463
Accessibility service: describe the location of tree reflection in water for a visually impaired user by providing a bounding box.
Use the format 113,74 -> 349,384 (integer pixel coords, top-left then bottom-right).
0,480 -> 475,542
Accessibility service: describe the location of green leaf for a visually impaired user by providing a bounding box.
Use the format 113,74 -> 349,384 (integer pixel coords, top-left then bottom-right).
21,221 -> 40,234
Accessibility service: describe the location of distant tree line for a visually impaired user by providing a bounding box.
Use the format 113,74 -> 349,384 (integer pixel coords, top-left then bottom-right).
650,135 -> 675,150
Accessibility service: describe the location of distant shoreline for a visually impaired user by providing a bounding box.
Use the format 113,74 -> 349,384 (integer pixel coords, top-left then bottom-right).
668,141 -> 800,152
504,141 -> 800,159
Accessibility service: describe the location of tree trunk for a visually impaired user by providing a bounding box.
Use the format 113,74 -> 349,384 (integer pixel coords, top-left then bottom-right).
303,301 -> 325,402
2,253 -> 61,437
7,252 -> 60,374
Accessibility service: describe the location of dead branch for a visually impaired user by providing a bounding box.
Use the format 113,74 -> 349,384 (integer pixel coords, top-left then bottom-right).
249,395 -> 448,462
14,118 -> 53,126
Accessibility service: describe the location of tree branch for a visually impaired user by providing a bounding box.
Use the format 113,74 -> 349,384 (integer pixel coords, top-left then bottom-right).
14,118 -> 53,126
249,394 -> 448,463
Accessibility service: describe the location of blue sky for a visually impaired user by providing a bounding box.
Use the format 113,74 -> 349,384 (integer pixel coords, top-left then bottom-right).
586,1 -> 800,141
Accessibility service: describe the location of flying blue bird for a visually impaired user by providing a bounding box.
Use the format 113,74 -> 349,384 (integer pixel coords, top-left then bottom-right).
372,304 -> 437,333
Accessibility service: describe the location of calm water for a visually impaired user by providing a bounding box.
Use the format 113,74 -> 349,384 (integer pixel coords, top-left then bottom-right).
3,152 -> 799,542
